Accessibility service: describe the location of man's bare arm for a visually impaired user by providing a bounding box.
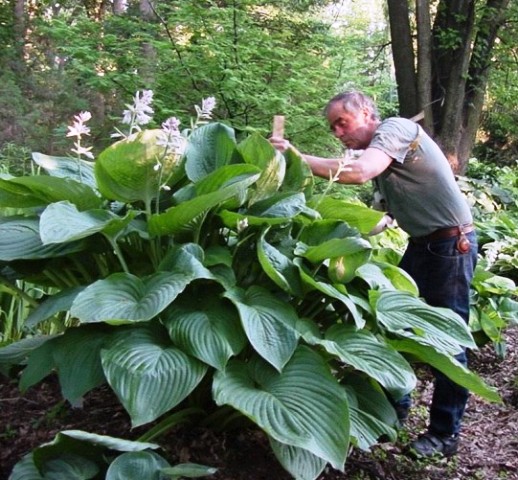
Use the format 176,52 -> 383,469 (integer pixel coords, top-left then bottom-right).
269,137 -> 392,185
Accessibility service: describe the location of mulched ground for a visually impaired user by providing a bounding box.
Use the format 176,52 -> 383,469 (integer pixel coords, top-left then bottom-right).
1,327 -> 517,480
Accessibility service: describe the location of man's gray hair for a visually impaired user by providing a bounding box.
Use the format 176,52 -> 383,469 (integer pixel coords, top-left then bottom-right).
324,91 -> 380,121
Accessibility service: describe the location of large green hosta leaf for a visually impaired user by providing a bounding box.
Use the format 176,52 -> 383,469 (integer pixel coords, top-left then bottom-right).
25,286 -> 85,328
219,192 -> 314,229
148,169 -> 260,237
295,260 -> 366,328
238,133 -> 286,203
101,327 -> 207,426
19,326 -> 109,403
95,129 -> 179,204
71,245 -> 214,324
185,123 -> 236,182
321,324 -> 416,399
0,175 -> 101,210
0,217 -> 86,261
373,290 -> 476,352
32,152 -> 97,189
356,262 -> 418,295
22,430 -> 160,479
388,338 -> 501,403
300,236 -> 372,264
40,201 -> 137,244
312,197 -> 384,235
106,451 -> 170,480
282,147 -> 313,195
269,438 -> 326,480
213,346 -> 349,470
257,231 -> 303,296
162,296 -> 246,371
224,286 -> 299,371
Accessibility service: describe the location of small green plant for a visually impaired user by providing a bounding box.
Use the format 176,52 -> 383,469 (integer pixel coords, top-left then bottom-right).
10,430 -> 217,480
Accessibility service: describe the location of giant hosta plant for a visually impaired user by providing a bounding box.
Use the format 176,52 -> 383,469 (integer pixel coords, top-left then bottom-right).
0,98 -> 499,480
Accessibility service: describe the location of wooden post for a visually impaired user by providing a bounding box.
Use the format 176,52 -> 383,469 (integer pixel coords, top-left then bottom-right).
272,115 -> 285,139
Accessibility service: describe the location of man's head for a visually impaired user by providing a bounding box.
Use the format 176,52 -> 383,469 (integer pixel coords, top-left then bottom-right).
325,91 -> 380,150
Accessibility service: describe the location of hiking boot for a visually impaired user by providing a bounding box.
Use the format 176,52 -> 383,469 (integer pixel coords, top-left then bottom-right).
407,432 -> 460,458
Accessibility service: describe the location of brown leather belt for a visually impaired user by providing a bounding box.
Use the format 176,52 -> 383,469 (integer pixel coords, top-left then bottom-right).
411,223 -> 474,244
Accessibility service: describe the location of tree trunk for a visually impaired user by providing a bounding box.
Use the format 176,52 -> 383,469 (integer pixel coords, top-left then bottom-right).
388,0 -> 513,174
386,0 -> 418,118
139,0 -> 158,87
458,0 -> 511,167
12,0 -> 26,74
416,0 -> 434,133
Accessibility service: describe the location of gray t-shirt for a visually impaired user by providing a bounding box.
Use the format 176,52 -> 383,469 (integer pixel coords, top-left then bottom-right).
369,117 -> 472,237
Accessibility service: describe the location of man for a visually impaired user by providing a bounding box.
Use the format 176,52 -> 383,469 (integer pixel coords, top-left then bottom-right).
269,90 -> 478,458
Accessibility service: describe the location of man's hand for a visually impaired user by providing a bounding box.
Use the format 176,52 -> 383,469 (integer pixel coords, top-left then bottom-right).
368,214 -> 395,236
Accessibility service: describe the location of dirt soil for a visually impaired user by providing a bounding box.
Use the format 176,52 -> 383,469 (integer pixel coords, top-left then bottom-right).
1,327 -> 517,480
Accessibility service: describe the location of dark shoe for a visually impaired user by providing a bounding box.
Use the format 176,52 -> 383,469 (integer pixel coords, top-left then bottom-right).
395,405 -> 409,427
407,432 -> 459,458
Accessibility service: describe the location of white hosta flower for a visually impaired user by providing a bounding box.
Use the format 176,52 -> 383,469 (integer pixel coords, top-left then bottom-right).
195,96 -> 216,120
66,111 -> 92,137
67,110 -> 94,160
156,116 -> 186,154
121,90 -> 154,130
71,144 -> 94,160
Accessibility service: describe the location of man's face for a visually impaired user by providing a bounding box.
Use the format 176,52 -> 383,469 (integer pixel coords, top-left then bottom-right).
326,101 -> 374,150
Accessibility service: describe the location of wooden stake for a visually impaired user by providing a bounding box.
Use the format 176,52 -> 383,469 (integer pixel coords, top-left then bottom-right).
272,115 -> 285,139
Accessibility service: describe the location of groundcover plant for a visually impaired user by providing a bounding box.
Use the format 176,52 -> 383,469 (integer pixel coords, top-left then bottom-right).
0,93 -> 499,480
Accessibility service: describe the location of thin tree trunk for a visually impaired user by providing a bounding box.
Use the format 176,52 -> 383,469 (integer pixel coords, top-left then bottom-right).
416,0 -> 434,134
387,0 -> 418,118
458,0 -> 511,172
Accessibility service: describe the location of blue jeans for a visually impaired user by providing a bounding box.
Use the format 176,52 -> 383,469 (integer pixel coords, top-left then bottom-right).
397,230 -> 478,436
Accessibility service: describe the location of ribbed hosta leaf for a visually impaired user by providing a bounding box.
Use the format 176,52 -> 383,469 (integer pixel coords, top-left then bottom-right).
106,451 -> 169,480
0,335 -> 55,364
52,326 -> 109,404
373,290 -> 476,349
224,286 -> 298,371
343,378 -> 398,450
71,257 -> 213,324
9,454 -> 44,480
213,346 -> 349,470
302,236 -> 372,264
148,171 -> 260,237
32,152 -> 97,189
162,296 -> 246,370
25,287 -> 85,328
282,147 -> 313,195
185,123 -> 236,182
348,406 -> 396,451
321,324 -> 416,399
356,262 -> 418,295
40,201 -> 136,244
311,197 -> 384,235
257,231 -> 302,296
0,217 -> 86,261
238,133 -> 286,203
95,129 -> 180,204
296,260 -> 365,328
43,453 -> 99,480
0,175 -> 101,210
101,327 -> 207,426
388,338 -> 501,403
269,437 -> 326,480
